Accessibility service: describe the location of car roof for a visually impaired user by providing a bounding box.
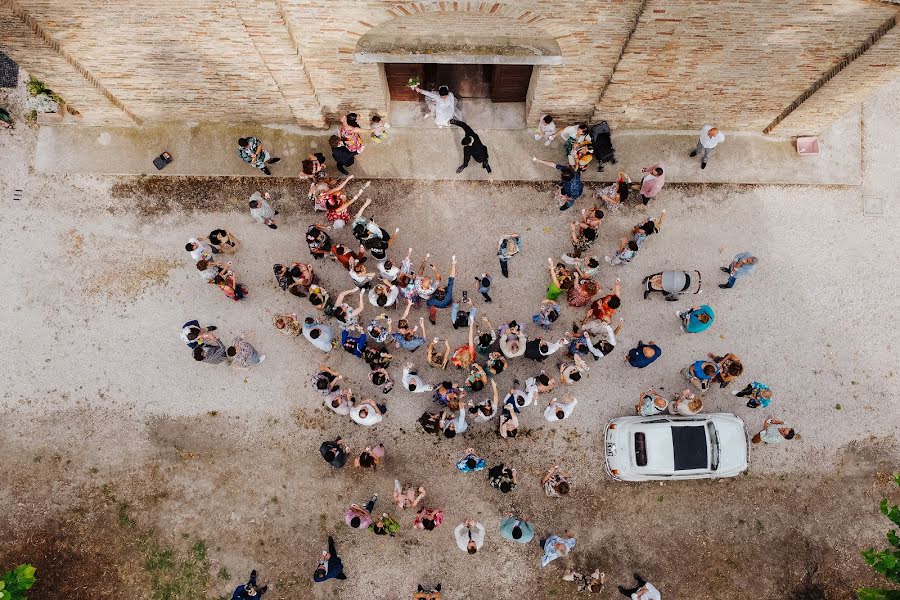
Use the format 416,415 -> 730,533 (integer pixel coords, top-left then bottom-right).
671,424 -> 709,471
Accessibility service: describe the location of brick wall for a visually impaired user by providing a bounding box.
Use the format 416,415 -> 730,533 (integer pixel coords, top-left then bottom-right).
593,0 -> 899,131
0,0 -> 897,132
772,22 -> 900,135
0,1 -> 134,124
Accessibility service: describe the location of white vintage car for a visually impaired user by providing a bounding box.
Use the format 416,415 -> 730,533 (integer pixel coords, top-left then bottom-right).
604,413 -> 749,481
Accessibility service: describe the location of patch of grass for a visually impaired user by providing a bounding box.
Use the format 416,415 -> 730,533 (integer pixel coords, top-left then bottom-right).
117,502 -> 137,529
755,519 -> 765,533
89,467 -> 99,474
835,403 -> 842,410
217,567 -> 230,580
33,455 -> 42,463
207,410 -> 218,417
656,495 -> 664,502
136,531 -> 211,600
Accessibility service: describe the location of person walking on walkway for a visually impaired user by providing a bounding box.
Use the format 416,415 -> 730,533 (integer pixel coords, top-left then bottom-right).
231,569 -> 267,599
637,163 -> 665,205
454,519 -> 486,554
619,574 -> 661,599
330,135 -> 357,175
313,536 -> 346,582
238,136 -> 280,175
689,124 -> 725,169
248,191 -> 278,229
450,119 -> 491,174
719,252 -> 758,289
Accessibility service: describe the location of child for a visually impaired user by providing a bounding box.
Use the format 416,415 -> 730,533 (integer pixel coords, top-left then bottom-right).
330,135 -> 356,175
248,191 -> 278,229
534,114 -> 556,146
370,115 -> 390,143
476,273 -> 493,302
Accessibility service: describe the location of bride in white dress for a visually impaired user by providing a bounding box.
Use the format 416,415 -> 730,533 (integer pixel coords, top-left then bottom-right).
413,85 -> 462,127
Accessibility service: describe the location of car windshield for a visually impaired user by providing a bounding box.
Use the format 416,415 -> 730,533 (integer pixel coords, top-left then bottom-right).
634,432 -> 647,466
708,422 -> 720,470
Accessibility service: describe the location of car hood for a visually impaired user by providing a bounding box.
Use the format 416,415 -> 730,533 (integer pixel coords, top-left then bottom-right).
712,415 -> 749,473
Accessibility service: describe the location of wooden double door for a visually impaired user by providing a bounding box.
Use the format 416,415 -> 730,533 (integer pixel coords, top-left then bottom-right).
384,63 -> 532,102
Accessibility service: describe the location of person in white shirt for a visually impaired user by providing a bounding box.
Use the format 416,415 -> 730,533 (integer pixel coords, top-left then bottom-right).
454,519 -> 485,554
690,124 -> 725,169
412,85 -> 459,127
544,395 -> 577,421
324,389 -> 352,416
185,238 -> 213,263
377,259 -> 400,282
439,408 -> 468,439
534,114 -> 557,146
402,363 -> 434,393
248,191 -> 278,229
350,398 -> 385,426
618,574 -> 661,600
369,281 -> 399,308
584,318 -> 622,360
302,316 -> 333,352
506,378 -> 538,409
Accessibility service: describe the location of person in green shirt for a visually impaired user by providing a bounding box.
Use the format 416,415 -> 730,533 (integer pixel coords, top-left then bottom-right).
369,513 -> 400,537
546,258 -> 564,300
678,305 -> 714,333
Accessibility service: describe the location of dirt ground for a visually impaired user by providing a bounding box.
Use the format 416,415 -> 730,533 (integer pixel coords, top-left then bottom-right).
2,79 -> 900,599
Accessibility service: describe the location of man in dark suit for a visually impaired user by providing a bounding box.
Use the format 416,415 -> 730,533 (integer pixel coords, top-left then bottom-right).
450,118 -> 491,174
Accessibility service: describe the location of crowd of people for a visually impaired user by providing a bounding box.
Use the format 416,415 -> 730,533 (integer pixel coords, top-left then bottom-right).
189,84 -> 794,599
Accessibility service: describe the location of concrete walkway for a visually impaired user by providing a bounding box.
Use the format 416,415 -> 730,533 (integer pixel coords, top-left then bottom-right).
33,107 -> 861,185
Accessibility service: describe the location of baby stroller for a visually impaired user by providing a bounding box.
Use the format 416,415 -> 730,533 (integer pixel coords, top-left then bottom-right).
590,120 -> 616,172
643,270 -> 702,301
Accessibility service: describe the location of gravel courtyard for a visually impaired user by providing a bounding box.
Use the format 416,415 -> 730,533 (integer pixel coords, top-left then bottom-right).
1,87 -> 899,599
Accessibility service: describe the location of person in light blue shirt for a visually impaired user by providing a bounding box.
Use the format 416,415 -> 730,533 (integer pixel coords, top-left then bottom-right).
733,381 -> 773,408
455,448 -> 486,473
678,305 -> 714,333
499,515 -> 535,544
720,252 -> 758,289
540,531 -> 576,567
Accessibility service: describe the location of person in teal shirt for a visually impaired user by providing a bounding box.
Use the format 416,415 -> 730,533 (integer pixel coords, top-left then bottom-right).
733,381 -> 772,408
678,305 -> 714,333
499,515 -> 534,544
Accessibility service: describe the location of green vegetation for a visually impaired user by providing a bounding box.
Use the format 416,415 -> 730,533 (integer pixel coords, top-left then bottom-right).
113,496 -> 211,599
858,473 -> 900,600
25,77 -> 62,103
0,564 -> 37,600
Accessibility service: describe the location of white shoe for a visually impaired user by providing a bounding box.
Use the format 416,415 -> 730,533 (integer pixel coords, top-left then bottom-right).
258,355 -> 266,363
732,390 -> 740,395
544,139 -> 553,146
534,134 -> 542,141
604,256 -> 613,263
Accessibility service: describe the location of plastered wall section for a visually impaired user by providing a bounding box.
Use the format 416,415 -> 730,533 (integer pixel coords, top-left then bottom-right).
594,0 -> 899,132
0,2 -> 132,124
772,25 -> 900,136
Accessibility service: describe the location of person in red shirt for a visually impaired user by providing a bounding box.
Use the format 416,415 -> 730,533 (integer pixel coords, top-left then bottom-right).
584,278 -> 621,324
